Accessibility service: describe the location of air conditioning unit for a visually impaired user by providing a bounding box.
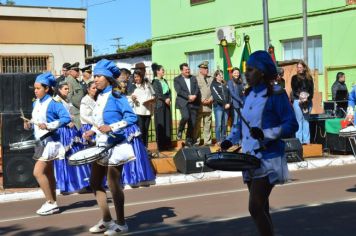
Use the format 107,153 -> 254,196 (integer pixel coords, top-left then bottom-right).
215,26 -> 236,44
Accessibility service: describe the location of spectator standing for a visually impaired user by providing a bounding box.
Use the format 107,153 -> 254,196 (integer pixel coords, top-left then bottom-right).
194,61 -> 213,146
65,62 -> 85,130
174,63 -> 200,147
210,69 -> 231,145
291,60 -> 314,144
151,63 -> 172,151
127,70 -> 155,147
226,67 -> 244,145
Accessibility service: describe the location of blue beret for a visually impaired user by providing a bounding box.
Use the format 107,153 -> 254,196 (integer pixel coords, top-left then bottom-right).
247,50 -> 277,79
35,72 -> 56,87
94,59 -> 120,79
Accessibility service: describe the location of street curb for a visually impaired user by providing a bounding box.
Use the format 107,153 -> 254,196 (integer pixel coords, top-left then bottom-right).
1,155 -> 355,203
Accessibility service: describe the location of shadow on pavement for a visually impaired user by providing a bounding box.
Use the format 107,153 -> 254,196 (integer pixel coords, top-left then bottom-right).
1,225 -> 86,236
127,206 -> 177,227
128,200 -> 356,236
59,197 -> 112,213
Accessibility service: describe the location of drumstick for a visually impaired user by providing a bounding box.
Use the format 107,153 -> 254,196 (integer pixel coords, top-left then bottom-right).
20,115 -> 40,126
80,116 -> 116,138
340,108 -> 355,126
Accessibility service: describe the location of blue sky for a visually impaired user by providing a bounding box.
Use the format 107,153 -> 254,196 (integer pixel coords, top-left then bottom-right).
13,0 -> 151,55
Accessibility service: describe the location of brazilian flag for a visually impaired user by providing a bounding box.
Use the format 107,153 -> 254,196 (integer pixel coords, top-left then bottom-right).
239,35 -> 251,73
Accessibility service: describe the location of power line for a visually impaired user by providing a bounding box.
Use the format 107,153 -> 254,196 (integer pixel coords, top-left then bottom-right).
87,0 -> 117,8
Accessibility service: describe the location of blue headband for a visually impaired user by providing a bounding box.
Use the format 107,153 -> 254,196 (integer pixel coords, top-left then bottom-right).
247,50 -> 277,78
35,72 -> 56,87
94,59 -> 120,79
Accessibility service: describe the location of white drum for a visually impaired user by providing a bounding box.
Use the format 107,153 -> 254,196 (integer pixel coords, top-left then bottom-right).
9,140 -> 37,151
68,146 -> 106,166
339,126 -> 356,137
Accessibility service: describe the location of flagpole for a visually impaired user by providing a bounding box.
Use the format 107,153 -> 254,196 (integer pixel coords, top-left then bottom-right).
262,0 -> 270,51
303,0 -> 308,63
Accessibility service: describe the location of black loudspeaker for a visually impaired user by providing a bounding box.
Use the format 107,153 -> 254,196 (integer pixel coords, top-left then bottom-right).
1,112 -> 34,152
283,138 -> 304,162
1,112 -> 37,188
174,146 -> 213,174
3,152 -> 37,188
326,133 -> 352,153
0,73 -> 37,113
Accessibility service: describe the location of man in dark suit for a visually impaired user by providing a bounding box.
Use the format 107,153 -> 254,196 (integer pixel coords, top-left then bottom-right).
174,63 -> 201,146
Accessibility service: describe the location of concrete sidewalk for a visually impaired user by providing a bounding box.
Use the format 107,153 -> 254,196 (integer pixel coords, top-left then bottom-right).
0,155 -> 355,203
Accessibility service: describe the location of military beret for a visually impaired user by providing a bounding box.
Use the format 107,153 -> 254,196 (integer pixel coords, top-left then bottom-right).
198,61 -> 209,69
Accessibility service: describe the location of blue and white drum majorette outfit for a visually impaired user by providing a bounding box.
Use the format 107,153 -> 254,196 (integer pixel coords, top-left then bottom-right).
32,94 -> 71,161
241,84 -> 298,185
53,95 -> 91,193
80,94 -> 96,145
91,86 -> 137,166
122,124 -> 156,187
348,85 -> 356,120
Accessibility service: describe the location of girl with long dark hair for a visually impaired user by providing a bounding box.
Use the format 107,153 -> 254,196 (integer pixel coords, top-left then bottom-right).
151,62 -> 172,151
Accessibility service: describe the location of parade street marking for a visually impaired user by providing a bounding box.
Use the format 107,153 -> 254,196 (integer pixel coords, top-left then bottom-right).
1,174 -> 356,224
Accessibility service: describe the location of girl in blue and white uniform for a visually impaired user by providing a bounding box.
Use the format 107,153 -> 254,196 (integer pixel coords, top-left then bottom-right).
53,82 -> 91,193
242,51 -> 298,236
24,72 -> 71,216
347,85 -> 356,122
80,81 -> 97,144
83,59 -> 138,235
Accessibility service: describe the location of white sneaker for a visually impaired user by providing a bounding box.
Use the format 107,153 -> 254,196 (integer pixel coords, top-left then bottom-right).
89,219 -> 114,233
36,201 -> 59,216
104,221 -> 128,235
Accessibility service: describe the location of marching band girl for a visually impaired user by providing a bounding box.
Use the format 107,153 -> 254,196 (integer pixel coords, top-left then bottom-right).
24,72 -> 71,215
53,82 -> 91,193
242,51 -> 298,236
80,81 -> 97,145
83,59 -> 137,235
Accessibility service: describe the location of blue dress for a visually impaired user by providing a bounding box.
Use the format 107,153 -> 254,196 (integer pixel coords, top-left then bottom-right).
53,97 -> 91,193
122,124 -> 156,187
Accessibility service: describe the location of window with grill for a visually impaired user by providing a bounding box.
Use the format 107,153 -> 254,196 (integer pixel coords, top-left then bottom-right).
0,56 -> 49,73
282,36 -> 323,74
187,50 -> 214,74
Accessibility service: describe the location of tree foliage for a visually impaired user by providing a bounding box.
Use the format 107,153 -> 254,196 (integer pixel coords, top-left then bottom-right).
117,39 -> 152,53
6,0 -> 16,5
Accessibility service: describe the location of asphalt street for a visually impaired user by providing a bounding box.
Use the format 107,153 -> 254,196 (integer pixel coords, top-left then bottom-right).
1,164 -> 356,236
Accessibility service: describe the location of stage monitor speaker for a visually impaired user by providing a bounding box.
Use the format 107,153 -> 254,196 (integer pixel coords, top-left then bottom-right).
283,138 -> 304,162
3,151 -> 38,188
1,112 -> 34,152
174,146 -> 213,174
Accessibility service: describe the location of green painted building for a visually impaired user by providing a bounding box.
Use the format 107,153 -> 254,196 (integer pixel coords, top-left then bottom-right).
151,0 -> 356,100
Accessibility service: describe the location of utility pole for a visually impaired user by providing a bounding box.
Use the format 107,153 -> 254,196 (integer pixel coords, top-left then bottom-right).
262,0 -> 270,51
111,37 -> 126,52
303,0 -> 308,63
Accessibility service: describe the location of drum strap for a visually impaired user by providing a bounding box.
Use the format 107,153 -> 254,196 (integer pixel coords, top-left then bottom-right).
39,131 -> 55,141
